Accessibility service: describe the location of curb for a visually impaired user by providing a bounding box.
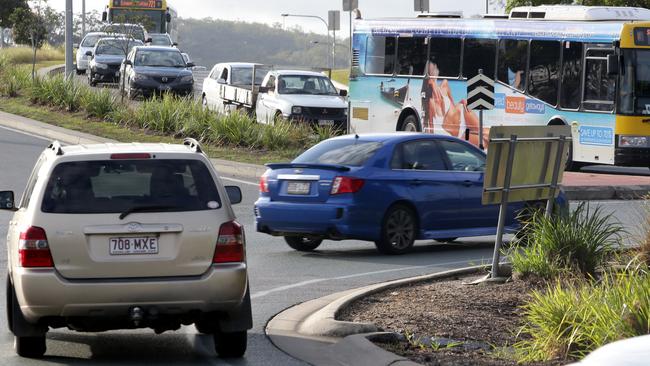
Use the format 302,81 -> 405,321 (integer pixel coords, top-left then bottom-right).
265,265 -> 487,365
563,185 -> 650,200
37,64 -> 65,78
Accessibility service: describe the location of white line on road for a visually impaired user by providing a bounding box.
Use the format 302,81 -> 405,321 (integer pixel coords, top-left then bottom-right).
0,125 -> 52,142
221,176 -> 258,186
250,258 -> 490,299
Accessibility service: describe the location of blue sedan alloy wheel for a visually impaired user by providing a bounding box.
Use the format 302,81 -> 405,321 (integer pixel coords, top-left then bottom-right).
284,236 -> 324,252
375,204 -> 417,255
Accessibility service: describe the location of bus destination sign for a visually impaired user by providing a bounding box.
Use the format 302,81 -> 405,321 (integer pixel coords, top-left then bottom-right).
634,28 -> 650,46
113,0 -> 163,8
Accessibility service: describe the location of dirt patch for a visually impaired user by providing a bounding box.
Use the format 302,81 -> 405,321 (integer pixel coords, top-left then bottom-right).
337,274 -> 562,366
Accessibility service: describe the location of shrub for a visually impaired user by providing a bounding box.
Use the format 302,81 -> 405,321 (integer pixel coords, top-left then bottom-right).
0,45 -> 64,64
0,65 -> 31,97
81,88 -> 117,119
516,268 -> 650,362
510,203 -> 623,279
30,75 -> 87,112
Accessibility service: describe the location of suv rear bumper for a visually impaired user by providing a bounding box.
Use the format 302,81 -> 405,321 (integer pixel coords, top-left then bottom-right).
13,263 -> 248,323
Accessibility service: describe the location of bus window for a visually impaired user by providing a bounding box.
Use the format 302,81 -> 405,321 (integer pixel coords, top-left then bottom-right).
428,38 -> 461,77
528,40 -> 560,106
497,39 -> 528,91
560,41 -> 583,110
463,38 -> 497,79
396,37 -> 428,76
584,48 -> 615,112
365,36 -> 397,75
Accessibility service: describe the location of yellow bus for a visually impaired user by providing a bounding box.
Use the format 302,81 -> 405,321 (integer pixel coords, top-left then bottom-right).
102,0 -> 175,36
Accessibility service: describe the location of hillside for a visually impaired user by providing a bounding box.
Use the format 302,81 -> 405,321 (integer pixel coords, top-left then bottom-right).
175,18 -> 350,70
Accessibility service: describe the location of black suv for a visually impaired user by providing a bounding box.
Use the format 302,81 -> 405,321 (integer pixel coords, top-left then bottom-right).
121,46 -> 195,99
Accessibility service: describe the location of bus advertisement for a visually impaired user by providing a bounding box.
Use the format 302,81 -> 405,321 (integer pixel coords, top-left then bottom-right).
103,0 -> 175,36
348,6 -> 650,168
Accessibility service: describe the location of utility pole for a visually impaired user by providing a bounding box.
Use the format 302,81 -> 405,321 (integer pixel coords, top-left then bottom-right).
82,0 -> 86,37
65,0 -> 73,78
328,10 -> 340,70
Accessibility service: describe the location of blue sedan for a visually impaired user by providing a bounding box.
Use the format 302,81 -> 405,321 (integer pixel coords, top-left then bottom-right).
255,133 -> 553,254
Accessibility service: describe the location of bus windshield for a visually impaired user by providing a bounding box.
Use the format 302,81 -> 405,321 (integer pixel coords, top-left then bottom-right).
620,49 -> 650,115
109,10 -> 162,34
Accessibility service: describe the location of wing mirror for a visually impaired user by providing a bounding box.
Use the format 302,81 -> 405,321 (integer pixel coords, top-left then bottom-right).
225,186 -> 242,204
186,62 -> 195,68
101,11 -> 107,22
85,51 -> 93,57
339,89 -> 348,97
217,78 -> 226,84
172,42 -> 178,47
258,86 -> 270,93
123,60 -> 132,66
0,191 -> 17,211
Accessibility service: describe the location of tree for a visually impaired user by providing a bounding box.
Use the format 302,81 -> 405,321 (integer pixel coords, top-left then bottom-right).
0,0 -> 28,47
9,7 -> 47,79
506,0 -> 650,11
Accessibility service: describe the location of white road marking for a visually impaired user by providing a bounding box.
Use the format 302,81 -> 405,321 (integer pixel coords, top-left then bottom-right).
221,176 -> 258,186
0,125 -> 52,142
251,258 -> 490,299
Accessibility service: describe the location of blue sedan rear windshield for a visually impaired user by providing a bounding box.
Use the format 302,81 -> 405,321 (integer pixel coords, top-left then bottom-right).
294,140 -> 382,166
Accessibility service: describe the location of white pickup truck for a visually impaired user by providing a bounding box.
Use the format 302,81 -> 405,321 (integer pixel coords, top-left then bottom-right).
202,63 -> 348,129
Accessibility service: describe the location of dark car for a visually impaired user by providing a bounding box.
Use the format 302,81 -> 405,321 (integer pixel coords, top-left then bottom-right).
121,46 -> 195,99
87,37 -> 143,86
254,133 -> 567,255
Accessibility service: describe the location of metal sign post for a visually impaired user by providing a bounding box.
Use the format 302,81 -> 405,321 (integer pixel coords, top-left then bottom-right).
328,10 -> 341,69
467,69 -> 495,150
491,135 -> 517,278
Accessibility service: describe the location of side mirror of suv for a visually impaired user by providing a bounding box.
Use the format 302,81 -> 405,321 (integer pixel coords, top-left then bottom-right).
0,191 -> 17,211
258,86 -> 270,93
85,51 -> 93,57
339,89 -> 348,97
123,60 -> 132,66
225,186 -> 242,205
186,62 -> 195,68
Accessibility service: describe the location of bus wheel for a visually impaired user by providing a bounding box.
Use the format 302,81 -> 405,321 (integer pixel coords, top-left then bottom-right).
400,114 -> 420,132
565,141 -> 585,171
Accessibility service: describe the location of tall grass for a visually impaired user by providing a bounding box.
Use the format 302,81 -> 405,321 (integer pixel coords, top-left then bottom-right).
0,64 -> 31,97
81,88 -> 116,119
0,45 -> 64,64
30,75 -> 88,112
510,203 -> 624,279
515,267 -> 650,362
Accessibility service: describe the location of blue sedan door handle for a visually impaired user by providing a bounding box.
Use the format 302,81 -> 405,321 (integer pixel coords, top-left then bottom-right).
462,180 -> 473,187
410,179 -> 423,186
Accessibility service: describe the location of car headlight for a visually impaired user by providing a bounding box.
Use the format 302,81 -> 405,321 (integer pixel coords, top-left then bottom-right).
180,75 -> 194,83
619,135 -> 649,147
94,62 -> 108,70
292,106 -> 302,114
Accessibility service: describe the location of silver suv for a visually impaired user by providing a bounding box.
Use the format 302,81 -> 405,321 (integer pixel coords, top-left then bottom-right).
0,139 -> 251,358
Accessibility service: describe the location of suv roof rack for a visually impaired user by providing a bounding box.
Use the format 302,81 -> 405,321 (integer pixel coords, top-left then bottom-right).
48,141 -> 64,156
183,138 -> 203,153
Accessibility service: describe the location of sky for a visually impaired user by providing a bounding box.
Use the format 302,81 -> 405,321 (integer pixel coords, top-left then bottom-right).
48,0 -> 505,35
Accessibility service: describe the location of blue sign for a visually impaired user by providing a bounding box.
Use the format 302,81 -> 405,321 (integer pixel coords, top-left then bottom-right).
525,99 -> 545,114
494,93 -> 505,109
579,126 -> 614,146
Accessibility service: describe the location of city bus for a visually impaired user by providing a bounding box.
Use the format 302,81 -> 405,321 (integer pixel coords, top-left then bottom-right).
102,0 -> 176,38
349,5 -> 650,168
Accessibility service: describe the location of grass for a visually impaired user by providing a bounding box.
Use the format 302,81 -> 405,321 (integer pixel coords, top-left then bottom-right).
331,68 -> 350,86
510,203 -> 624,280
0,45 -> 64,64
0,96 -> 302,164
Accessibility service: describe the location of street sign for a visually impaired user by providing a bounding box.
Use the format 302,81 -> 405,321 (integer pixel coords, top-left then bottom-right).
414,0 -> 429,12
328,10 -> 341,31
343,0 -> 358,11
467,71 -> 495,111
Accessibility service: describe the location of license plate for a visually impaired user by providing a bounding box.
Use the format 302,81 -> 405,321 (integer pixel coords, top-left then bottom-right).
287,181 -> 311,195
109,237 -> 158,255
319,119 -> 335,126
159,85 -> 171,91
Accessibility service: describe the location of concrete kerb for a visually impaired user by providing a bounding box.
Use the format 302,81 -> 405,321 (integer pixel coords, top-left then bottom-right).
37,64 -> 65,78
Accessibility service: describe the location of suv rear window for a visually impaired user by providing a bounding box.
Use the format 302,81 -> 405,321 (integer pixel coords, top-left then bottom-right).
294,139 -> 382,166
41,159 -> 220,214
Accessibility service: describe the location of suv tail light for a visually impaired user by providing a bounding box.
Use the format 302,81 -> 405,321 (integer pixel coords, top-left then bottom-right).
331,176 -> 365,195
213,221 -> 245,263
259,175 -> 269,193
19,226 -> 54,268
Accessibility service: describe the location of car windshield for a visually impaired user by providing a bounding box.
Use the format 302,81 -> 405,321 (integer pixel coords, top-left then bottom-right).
278,75 -> 339,95
231,67 -> 266,86
135,49 -> 186,67
96,39 -> 142,55
150,35 -> 172,46
81,35 -> 103,47
294,139 -> 382,166
41,159 -> 221,214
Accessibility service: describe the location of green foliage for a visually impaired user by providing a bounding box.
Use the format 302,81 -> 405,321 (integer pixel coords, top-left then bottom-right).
9,7 -> 47,48
81,88 -> 116,119
515,267 -> 650,362
0,0 -> 28,28
506,0 -> 650,12
0,63 -> 30,97
29,74 -> 87,112
510,203 -> 623,279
